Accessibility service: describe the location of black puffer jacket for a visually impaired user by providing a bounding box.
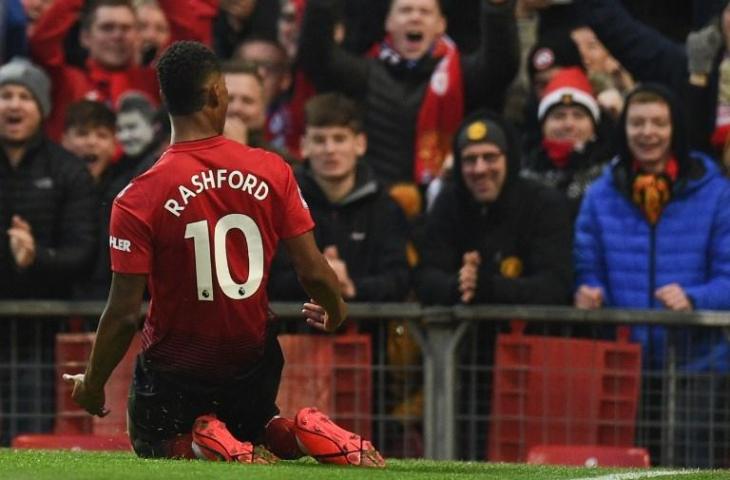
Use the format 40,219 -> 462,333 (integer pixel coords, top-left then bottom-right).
0,136 -> 97,299
415,112 -> 573,305
74,144 -> 159,300
268,162 -> 410,302
299,0 -> 519,186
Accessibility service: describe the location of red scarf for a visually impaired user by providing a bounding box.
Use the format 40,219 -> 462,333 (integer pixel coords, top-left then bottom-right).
631,157 -> 678,225
542,138 -> 575,169
369,36 -> 464,184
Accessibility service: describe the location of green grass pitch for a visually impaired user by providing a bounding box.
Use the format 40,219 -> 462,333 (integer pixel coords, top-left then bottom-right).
2,449 -> 730,480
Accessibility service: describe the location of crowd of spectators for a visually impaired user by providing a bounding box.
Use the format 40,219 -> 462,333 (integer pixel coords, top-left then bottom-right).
2,0 -> 730,466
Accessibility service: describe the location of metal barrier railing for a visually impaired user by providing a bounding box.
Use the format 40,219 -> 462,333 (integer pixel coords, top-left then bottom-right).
1,301 -> 729,467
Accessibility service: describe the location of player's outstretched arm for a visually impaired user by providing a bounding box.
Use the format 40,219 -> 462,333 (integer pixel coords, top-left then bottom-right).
63,273 -> 146,416
282,231 -> 347,332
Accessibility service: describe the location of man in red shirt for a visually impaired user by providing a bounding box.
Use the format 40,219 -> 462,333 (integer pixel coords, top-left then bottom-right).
63,41 -> 384,468
29,0 -> 217,141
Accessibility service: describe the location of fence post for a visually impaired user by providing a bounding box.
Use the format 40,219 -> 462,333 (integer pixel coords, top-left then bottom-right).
408,307 -> 468,460
664,328 -> 677,466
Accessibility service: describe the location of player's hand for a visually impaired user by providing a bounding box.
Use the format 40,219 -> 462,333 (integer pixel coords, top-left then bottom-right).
459,251 -> 481,303
655,283 -> 693,312
7,215 -> 36,269
574,285 -> 604,309
302,301 -> 339,332
62,373 -> 110,417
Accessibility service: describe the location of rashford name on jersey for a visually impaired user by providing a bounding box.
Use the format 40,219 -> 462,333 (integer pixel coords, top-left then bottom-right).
164,168 -> 271,217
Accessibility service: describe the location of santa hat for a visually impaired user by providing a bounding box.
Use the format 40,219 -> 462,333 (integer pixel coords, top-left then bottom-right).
538,67 -> 600,123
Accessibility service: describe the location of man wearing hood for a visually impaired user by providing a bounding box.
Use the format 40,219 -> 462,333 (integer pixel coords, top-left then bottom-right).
574,84 -> 730,467
416,111 -> 573,307
414,110 -> 572,457
269,93 -> 410,304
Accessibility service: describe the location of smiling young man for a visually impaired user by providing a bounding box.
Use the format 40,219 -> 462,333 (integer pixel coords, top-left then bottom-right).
521,67 -> 614,218
29,0 -> 158,141
268,93 -> 410,303
575,84 -> 730,314
299,0 -> 518,189
573,83 -> 730,468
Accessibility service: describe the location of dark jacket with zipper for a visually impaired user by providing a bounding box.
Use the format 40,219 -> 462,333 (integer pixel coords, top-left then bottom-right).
521,133 -> 614,220
415,111 -> 573,306
74,145 -> 159,300
0,136 -> 97,299
268,162 -> 410,302
299,0 -> 519,186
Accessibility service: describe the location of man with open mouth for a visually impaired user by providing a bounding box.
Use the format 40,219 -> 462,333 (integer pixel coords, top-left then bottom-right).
299,0 -> 519,198
0,57 -> 97,439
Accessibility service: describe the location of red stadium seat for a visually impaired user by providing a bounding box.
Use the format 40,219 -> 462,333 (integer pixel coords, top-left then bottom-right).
527,444 -> 650,468
488,323 -> 642,462
277,333 -> 372,439
11,434 -> 131,451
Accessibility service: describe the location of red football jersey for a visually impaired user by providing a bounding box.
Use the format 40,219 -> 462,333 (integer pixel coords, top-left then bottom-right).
109,136 -> 313,380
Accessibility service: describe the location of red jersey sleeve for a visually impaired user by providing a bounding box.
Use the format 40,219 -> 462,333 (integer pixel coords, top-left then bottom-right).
109,189 -> 154,274
277,162 -> 314,239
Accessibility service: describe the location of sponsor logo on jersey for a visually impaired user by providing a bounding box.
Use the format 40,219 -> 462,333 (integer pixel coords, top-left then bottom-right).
110,236 -> 132,252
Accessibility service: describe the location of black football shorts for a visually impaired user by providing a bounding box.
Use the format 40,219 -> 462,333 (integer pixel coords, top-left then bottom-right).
127,329 -> 283,458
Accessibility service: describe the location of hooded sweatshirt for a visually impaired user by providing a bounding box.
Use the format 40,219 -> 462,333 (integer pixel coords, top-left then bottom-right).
268,162 -> 410,302
575,83 -> 730,371
415,111 -> 573,306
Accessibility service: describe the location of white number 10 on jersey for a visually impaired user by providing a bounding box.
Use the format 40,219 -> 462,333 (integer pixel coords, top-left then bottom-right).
184,213 -> 264,301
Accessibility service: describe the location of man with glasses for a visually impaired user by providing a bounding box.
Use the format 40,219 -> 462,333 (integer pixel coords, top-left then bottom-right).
29,0 -> 159,141
414,110 -> 573,457
416,111 -> 573,307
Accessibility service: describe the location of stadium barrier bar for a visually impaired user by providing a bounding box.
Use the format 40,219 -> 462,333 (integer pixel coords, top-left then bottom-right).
1,301 -> 730,465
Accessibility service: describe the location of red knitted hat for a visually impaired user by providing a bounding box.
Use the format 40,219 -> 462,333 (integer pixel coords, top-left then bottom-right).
538,67 -> 600,122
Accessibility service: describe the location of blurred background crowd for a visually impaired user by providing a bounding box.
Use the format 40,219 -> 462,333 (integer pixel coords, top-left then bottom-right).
2,0 -> 729,306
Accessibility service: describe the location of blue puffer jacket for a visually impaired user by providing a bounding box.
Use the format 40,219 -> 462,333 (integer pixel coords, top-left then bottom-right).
575,152 -> 730,371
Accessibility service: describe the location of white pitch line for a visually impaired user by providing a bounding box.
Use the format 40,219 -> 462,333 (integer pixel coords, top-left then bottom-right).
569,470 -> 699,480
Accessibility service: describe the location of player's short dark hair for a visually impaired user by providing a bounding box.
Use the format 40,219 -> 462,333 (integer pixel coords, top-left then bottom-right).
304,93 -> 363,133
64,99 -> 116,132
221,60 -> 265,86
81,0 -> 135,31
156,41 -> 221,116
